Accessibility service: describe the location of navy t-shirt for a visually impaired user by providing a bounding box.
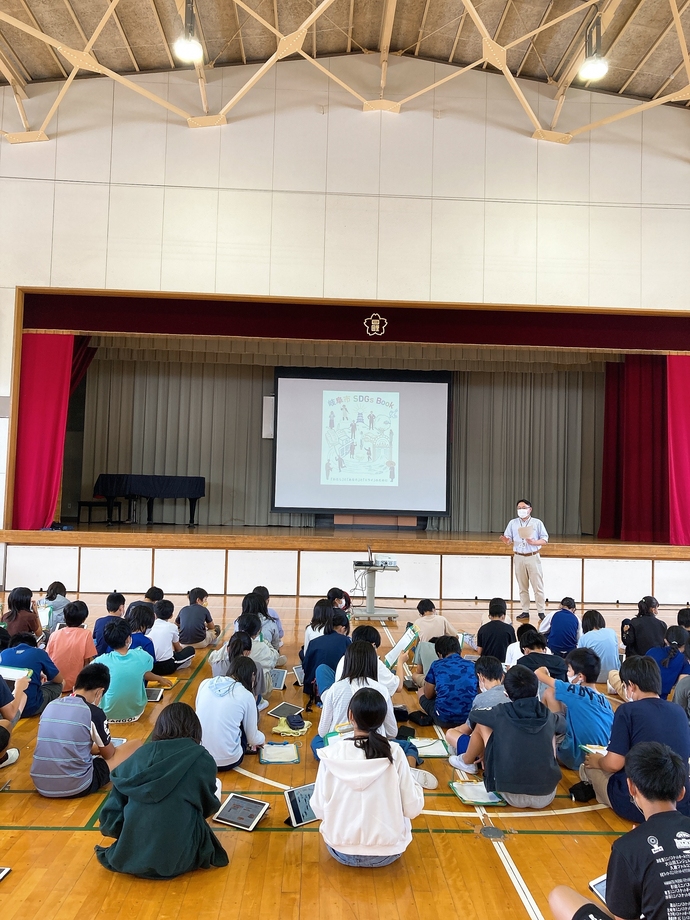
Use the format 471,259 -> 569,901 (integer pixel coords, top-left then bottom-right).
425,653 -> 479,725
546,609 -> 580,656
93,615 -> 124,656
0,645 -> 60,716
0,675 -> 13,710
107,631 -> 155,660
607,697 -> 690,823
646,647 -> 690,699
303,632 -> 352,690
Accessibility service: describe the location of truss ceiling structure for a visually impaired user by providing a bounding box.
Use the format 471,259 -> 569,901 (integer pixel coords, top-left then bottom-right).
0,0 -> 689,143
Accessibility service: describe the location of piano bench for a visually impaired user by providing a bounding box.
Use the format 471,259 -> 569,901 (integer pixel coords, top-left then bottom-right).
78,501 -> 121,524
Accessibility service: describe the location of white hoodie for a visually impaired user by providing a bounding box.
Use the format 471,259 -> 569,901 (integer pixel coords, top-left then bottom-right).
310,736 -> 424,856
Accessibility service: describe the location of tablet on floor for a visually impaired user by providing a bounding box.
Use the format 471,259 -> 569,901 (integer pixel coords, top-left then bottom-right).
145,688 -> 164,703
284,783 -> 317,827
213,794 -> 270,831
588,874 -> 607,904
292,665 -> 304,686
269,669 -> 287,690
267,701 -> 304,719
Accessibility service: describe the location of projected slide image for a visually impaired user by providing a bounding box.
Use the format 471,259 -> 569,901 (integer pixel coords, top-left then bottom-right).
321,390 -> 399,486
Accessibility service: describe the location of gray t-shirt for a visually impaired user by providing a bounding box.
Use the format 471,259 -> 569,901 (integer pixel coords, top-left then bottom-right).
465,684 -> 509,727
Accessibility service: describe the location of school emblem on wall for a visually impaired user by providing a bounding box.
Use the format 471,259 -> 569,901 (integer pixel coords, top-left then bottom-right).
364,313 -> 387,336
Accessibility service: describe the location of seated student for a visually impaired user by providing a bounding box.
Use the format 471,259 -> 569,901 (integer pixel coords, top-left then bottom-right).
237,593 -> 284,657
311,687 -> 425,867
517,630 -> 568,682
46,601 -> 97,692
95,702 -> 229,879
622,595 -> 666,658
0,672 -> 30,769
463,665 -> 566,808
535,647 -> 614,771
577,610 -> 620,683
0,634 -> 64,717
544,597 -> 581,658
30,663 -> 140,797
252,586 -> 284,643
645,626 -> 690,700
549,742 -> 690,920
303,600 -> 333,660
327,587 -> 352,614
505,623 -> 551,668
93,593 -> 126,657
125,587 -> 163,619
175,588 -> 220,649
411,599 -> 459,643
580,656 -> 690,823
303,611 -> 352,701
196,656 -> 265,771
44,581 -> 70,633
411,639 -> 440,688
1,587 -> 43,641
333,625 -> 406,697
476,598 -> 516,663
94,620 -> 171,723
148,600 -> 195,674
679,607 -> 690,630
236,612 -> 280,701
417,636 -> 478,729
120,604 -> 156,659
446,656 -> 508,765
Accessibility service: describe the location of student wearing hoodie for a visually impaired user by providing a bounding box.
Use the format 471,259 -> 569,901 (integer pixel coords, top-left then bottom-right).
95,702 -> 229,879
310,687 -> 425,867
462,664 -> 566,808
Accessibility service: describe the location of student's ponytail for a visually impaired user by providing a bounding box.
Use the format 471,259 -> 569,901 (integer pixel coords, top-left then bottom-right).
354,728 -> 393,764
662,626 -> 689,668
348,687 -> 393,764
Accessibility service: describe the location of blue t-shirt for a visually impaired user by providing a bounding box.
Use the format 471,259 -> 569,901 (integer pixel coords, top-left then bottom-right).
0,645 -> 60,716
425,654 -> 478,725
93,647 -> 154,721
646,647 -> 690,700
606,697 -> 690,823
93,615 -> 123,656
553,680 -> 614,769
578,628 -> 620,682
546,609 -> 580,656
107,632 -> 155,660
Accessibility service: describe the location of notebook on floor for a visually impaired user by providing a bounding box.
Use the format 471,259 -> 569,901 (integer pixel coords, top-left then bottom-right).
414,738 -> 450,757
258,742 -> 300,764
450,781 -> 505,805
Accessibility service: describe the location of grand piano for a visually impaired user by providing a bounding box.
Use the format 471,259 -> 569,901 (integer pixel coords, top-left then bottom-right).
93,474 -> 205,526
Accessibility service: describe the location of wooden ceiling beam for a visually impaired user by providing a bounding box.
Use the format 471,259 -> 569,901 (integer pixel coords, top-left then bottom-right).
448,9 -> 467,62
414,0 -> 432,56
618,0 -> 690,94
16,0 -> 68,78
378,0 -> 398,96
669,0 -> 690,83
515,0 -> 554,77
346,0 -> 355,52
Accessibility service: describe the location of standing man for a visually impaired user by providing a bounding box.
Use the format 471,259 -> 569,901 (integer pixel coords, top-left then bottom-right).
501,499 -> 548,622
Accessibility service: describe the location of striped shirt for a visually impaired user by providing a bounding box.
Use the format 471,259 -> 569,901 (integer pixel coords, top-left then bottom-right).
30,695 -> 111,797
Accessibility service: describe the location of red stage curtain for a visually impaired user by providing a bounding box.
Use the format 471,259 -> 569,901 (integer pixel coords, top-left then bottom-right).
13,333 -> 74,530
598,355 -> 669,543
70,335 -> 97,396
668,355 -> 690,545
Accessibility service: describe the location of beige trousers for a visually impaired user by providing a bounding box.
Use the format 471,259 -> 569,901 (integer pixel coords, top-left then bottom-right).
514,553 -> 545,615
579,763 -> 612,807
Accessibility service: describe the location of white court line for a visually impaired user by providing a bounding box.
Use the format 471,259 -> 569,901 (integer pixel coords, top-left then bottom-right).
233,767 -> 290,790
422,804 -> 607,819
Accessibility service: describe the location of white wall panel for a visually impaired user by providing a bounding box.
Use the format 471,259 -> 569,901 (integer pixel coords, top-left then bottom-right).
442,555 -> 512,600
0,543 -> 5,589
653,561 -> 690,606
538,557 -> 582,604
584,559 -> 652,604
360,553 -> 440,600
153,549 -> 226,596
5,545 -> 79,592
299,552 -> 362,598
227,551 -> 298,597
79,548 -> 152,594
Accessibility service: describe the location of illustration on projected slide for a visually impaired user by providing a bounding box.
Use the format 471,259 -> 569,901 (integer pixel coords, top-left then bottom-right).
321,390 -> 399,486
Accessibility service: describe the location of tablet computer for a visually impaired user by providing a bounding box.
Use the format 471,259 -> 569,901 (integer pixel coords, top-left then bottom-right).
0,666 -> 32,683
588,874 -> 607,905
146,688 -> 164,703
0,867 -> 11,883
213,794 -> 270,831
267,701 -> 304,719
269,669 -> 287,691
284,783 -> 317,827
292,665 -> 304,686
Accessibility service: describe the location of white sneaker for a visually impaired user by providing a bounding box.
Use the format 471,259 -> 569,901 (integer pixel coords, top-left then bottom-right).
0,749 -> 19,769
257,699 -> 269,712
449,754 -> 478,774
410,768 -> 439,789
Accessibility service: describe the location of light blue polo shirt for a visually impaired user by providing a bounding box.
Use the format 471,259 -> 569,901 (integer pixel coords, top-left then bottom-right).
503,516 -> 549,555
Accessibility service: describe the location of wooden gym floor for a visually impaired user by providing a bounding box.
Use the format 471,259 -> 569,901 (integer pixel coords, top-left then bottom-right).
0,595 -> 647,920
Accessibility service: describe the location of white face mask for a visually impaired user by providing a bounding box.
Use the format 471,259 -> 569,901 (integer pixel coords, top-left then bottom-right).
517,508 -> 531,519
568,673 -> 580,685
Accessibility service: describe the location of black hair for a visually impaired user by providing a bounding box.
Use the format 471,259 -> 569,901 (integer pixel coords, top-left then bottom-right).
228,655 -> 257,694
0,627 -> 10,652
620,656 -> 662,695
242,592 -> 278,624
626,741 -> 687,802
310,600 -> 333,631
154,599 -> 174,621
341,640 -> 378,682
638,596 -> 659,618
74,662 -> 111,692
565,647 -> 601,684
151,702 -> 202,744
348,687 -> 393,764
6,587 -> 32,622
516,499 -> 532,509
63,600 -> 89,628
188,587 -> 208,605
516,623 -> 535,640
488,598 -> 507,618
351,625 -> 381,648
106,592 -> 125,613
235,612 -> 261,639
145,586 -> 164,603
519,629 -> 546,652
8,632 -> 37,648
126,604 -> 155,634
582,609 -> 606,633
436,635 -> 461,658
474,656 -> 504,682
228,631 -> 252,662
327,611 -> 350,636
103,618 -> 132,651
327,587 -> 345,602
417,599 -> 435,616
661,626 -> 689,668
560,597 -> 576,611
504,664 -> 538,700
252,586 -> 270,602
45,582 -> 67,602
678,608 -> 690,629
